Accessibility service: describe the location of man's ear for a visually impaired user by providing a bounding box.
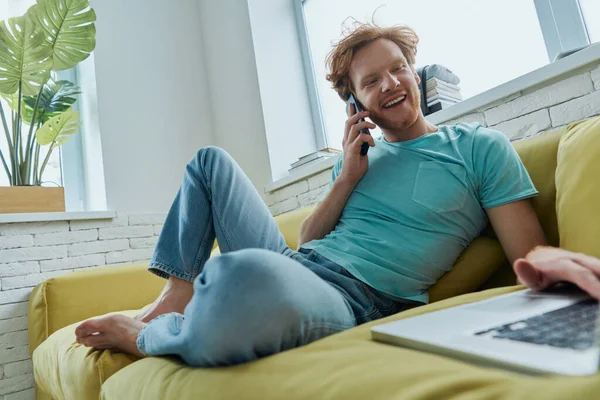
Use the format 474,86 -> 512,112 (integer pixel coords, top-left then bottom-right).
413,67 -> 420,85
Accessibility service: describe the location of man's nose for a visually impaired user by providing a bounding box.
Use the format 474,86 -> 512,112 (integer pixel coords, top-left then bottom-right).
382,73 -> 400,92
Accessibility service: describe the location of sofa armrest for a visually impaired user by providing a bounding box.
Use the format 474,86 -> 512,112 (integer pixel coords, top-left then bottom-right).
28,263 -> 165,355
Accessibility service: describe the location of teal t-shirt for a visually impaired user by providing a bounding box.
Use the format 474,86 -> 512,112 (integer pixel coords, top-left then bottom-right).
300,122 -> 538,304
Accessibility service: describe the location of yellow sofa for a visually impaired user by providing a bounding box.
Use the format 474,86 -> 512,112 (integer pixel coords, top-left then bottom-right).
29,118 -> 600,400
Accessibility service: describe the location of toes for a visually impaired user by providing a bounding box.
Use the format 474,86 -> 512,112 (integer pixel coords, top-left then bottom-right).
79,333 -> 108,349
75,315 -> 115,339
76,319 -> 101,338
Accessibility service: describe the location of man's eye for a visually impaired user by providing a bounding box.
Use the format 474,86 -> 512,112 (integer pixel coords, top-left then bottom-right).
365,79 -> 378,87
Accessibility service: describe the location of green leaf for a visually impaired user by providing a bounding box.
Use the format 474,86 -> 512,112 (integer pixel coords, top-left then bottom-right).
29,0 -> 96,71
35,107 -> 80,147
22,78 -> 80,123
1,92 -> 23,110
0,13 -> 53,95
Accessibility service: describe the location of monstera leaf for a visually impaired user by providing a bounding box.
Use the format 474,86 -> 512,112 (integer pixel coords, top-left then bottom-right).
22,78 -> 80,124
35,107 -> 80,148
29,0 -> 96,71
3,79 -> 80,125
0,14 -> 53,95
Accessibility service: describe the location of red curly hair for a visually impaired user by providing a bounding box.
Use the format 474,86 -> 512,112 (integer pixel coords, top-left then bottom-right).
325,22 -> 419,101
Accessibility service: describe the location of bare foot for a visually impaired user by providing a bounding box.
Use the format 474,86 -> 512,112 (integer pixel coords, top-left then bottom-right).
135,276 -> 194,323
75,314 -> 146,358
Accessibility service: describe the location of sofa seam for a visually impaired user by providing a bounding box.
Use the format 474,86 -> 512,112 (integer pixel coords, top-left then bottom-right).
42,281 -> 49,341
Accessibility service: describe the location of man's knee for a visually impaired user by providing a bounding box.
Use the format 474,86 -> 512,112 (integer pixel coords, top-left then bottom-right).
185,146 -> 236,180
193,146 -> 231,168
184,249 -> 317,365
199,249 -> 300,297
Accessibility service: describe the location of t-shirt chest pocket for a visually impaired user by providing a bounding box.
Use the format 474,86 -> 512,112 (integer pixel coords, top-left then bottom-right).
411,161 -> 468,213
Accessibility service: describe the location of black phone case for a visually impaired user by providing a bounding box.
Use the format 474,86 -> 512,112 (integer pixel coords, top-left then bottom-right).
347,94 -> 370,156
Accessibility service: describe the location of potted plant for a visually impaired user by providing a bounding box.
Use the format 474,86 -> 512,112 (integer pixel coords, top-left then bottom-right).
0,0 -> 96,213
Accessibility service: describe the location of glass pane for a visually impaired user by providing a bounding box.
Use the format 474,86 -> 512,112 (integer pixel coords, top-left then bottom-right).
304,0 -> 548,150
580,0 -> 600,43
0,0 -> 64,187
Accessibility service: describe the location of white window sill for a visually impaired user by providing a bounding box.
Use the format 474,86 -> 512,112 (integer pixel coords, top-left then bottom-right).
0,210 -> 117,224
265,42 -> 600,192
265,156 -> 337,192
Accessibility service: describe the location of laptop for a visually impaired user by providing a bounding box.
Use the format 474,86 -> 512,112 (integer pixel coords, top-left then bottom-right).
371,284 -> 600,375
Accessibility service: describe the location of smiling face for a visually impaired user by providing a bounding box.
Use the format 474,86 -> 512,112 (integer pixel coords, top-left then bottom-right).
348,38 -> 423,134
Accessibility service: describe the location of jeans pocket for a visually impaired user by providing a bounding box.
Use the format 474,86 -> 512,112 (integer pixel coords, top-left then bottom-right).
412,161 -> 468,213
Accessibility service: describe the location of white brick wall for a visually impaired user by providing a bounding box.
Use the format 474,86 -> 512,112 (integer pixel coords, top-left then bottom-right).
266,61 -> 600,216
484,72 -> 594,125
0,237 -> 33,251
490,109 -> 551,140
591,65 -> 600,90
0,212 -> 166,399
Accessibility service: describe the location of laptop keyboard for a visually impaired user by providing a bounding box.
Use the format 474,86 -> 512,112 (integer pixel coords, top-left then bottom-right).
474,299 -> 599,351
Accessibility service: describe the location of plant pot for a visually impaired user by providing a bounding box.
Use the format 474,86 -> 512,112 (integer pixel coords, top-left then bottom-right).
0,186 -> 66,214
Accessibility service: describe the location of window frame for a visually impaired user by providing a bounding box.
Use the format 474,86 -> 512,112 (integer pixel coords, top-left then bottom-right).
295,0 -> 592,148
57,67 -> 87,212
293,0 -> 328,149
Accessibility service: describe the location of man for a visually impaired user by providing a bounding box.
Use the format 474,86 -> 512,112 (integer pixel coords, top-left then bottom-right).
75,23 -> 600,366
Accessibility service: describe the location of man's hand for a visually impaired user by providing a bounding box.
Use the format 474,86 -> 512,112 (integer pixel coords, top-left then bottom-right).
513,246 -> 600,299
339,103 -> 376,185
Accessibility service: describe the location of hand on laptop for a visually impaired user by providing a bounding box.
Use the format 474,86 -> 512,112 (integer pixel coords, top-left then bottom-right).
513,246 -> 600,300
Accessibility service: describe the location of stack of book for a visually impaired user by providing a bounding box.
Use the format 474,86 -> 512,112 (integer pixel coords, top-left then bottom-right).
426,77 -> 463,113
288,148 -> 341,174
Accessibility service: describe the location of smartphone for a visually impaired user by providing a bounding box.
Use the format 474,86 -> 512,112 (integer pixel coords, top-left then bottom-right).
346,93 -> 371,156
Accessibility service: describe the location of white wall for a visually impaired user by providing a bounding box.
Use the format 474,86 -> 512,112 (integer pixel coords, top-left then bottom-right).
197,0 -> 272,197
92,0 -> 216,214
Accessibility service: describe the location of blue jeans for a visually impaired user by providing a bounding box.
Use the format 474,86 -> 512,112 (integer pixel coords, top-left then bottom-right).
137,147 -> 405,367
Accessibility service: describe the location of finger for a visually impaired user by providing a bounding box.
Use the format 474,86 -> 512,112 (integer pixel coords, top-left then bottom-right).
562,260 -> 600,300
344,111 -> 370,135
513,258 -> 545,290
351,131 -> 374,151
347,121 -> 376,145
570,252 -> 600,276
344,112 -> 370,146
344,113 -> 372,147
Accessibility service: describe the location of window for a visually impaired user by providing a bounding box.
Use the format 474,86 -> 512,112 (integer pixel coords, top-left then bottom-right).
297,0 -> 592,150
0,0 -> 92,211
580,0 -> 600,43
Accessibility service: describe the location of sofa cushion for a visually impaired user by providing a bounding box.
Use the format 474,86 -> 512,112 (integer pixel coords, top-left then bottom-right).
32,310 -> 142,400
555,116 -> 600,258
99,286 -> 600,400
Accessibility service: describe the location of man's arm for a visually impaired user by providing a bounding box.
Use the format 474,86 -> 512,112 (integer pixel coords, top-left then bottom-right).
486,199 -> 547,266
298,104 -> 376,247
298,177 -> 355,246
487,199 -> 600,299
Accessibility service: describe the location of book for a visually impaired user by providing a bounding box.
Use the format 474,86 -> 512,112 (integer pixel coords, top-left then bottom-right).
426,77 -> 461,91
297,147 -> 340,161
428,99 -> 458,113
426,88 -> 463,102
288,155 -> 338,174
427,94 -> 461,106
291,148 -> 341,168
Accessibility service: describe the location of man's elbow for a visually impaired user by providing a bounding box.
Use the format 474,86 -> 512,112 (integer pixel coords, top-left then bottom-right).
297,218 -> 310,247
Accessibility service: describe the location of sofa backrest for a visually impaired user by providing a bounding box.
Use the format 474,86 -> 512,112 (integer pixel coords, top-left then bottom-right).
273,206 -> 315,250
507,128 -> 563,246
